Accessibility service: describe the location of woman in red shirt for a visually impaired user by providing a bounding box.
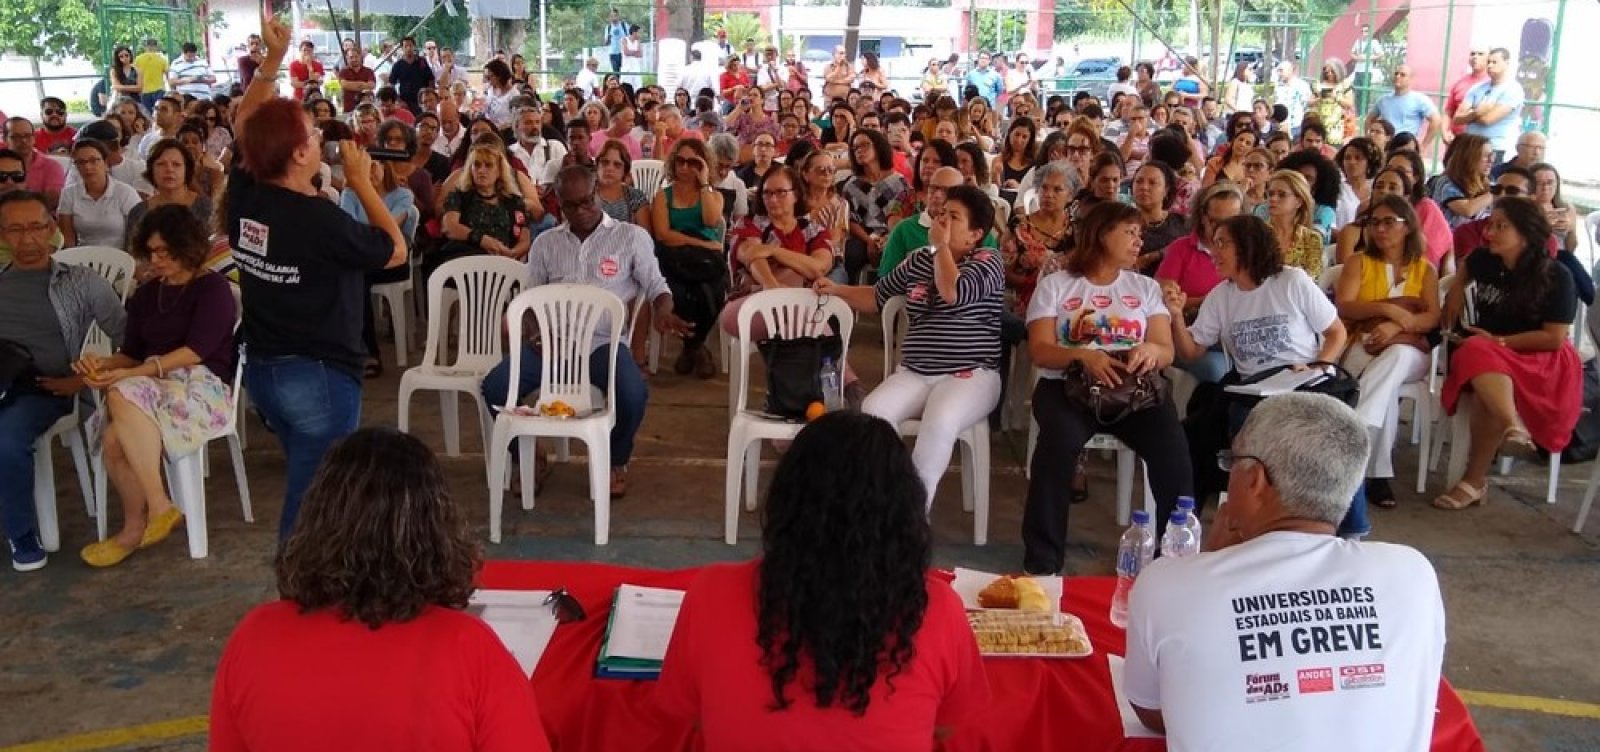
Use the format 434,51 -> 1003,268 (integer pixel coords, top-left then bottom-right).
210,427 -> 550,752
657,411 -> 991,751
719,57 -> 751,105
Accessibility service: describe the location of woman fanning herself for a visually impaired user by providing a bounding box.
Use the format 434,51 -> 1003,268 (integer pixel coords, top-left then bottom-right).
816,186 -> 1005,511
657,412 -> 989,749
1434,197 -> 1582,510
1023,202 -> 1192,574
75,206 -> 237,567
1333,195 -> 1440,508
210,428 -> 550,750
652,138 -> 727,378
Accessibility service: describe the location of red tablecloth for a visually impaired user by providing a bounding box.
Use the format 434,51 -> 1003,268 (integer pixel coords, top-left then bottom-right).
481,561 -> 1485,752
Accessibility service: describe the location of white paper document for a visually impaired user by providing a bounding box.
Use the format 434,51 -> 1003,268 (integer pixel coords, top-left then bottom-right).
1107,654 -> 1165,739
605,584 -> 686,661
1222,366 -> 1332,397
469,589 -> 559,678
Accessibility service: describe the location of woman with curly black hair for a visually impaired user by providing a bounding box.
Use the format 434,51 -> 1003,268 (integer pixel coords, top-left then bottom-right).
1275,149 -> 1342,239
209,427 -> 550,749
658,411 -> 989,747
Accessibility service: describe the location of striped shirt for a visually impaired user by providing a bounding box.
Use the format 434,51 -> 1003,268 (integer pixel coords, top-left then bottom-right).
169,56 -> 213,98
874,246 -> 1005,375
525,214 -> 671,348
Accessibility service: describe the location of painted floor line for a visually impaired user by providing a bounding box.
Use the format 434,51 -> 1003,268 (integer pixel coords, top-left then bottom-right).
0,716 -> 207,752
7,690 -> 1600,751
1456,690 -> 1600,720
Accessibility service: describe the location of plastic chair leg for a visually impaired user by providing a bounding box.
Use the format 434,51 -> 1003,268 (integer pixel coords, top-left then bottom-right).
1575,463 -> 1600,533
724,430 -> 747,545
743,443 -> 759,511
228,433 -> 252,523
167,455 -> 208,559
1547,461 -> 1561,505
66,428 -> 93,519
588,436 -> 611,545
440,391 -> 461,457
971,431 -> 990,546
487,425 -> 510,543
32,444 -> 60,553
1416,398 -> 1433,495
518,437 -> 537,511
1115,448 -> 1136,526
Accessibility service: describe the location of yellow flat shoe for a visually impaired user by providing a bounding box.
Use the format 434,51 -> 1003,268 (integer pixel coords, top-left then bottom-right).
140,507 -> 184,549
80,539 -> 136,568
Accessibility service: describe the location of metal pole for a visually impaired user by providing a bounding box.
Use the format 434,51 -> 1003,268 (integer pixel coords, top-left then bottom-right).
1434,0 -> 1456,158
1543,0 -> 1568,134
539,0 -> 548,91
352,0 -> 361,54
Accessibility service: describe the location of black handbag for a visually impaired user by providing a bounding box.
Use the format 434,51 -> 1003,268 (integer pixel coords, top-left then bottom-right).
657,244 -> 727,284
0,339 -> 39,407
1061,351 -> 1169,426
1230,360 -> 1361,408
757,333 -> 843,420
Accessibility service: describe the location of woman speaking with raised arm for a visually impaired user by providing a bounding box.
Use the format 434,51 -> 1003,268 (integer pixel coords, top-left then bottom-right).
225,14 -> 408,542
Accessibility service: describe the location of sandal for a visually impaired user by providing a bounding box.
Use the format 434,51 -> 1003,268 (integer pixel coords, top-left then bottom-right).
1498,427 -> 1538,461
610,466 -> 628,498
1366,478 -> 1397,509
1431,480 -> 1487,511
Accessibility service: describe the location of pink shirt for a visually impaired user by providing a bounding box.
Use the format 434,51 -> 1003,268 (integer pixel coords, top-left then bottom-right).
592,130 -> 642,159
25,150 -> 66,196
1415,198 -> 1454,267
1445,72 -> 1489,135
1155,233 -> 1224,298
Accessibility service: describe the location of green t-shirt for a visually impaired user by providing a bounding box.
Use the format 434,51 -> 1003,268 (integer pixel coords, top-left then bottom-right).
878,215 -> 998,277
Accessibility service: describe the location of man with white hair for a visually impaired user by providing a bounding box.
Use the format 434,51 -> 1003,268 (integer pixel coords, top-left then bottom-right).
1125,393 -> 1446,751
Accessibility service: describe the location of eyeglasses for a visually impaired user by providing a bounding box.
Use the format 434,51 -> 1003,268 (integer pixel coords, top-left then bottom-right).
72,156 -> 104,167
1489,185 -> 1526,197
0,171 -> 25,183
1217,450 -> 1273,483
1363,216 -> 1407,229
1266,190 -> 1294,200
761,188 -> 794,198
1243,162 -> 1270,171
543,588 -> 586,623
754,140 -> 775,148
809,292 -> 832,326
596,158 -> 625,168
42,108 -> 64,116
1064,145 -> 1093,156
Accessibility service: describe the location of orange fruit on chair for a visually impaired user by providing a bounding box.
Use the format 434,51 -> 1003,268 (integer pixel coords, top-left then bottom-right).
805,401 -> 827,422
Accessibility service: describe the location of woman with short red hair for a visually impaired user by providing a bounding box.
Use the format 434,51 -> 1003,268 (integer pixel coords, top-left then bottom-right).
225,14 -> 408,542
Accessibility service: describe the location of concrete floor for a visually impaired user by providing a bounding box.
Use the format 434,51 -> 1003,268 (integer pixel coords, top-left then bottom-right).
2,321 -> 1599,750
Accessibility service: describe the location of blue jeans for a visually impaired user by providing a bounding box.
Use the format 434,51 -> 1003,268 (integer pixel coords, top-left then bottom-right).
479,343 -> 647,467
243,356 -> 363,540
1180,347 -> 1231,384
139,91 -> 165,111
0,394 -> 73,543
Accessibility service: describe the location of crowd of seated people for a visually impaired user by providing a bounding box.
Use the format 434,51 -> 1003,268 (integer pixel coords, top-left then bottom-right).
2,26 -> 1593,696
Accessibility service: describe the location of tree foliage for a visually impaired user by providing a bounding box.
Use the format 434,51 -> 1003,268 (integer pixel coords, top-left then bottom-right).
372,7 -> 471,50
704,12 -> 769,49
0,0 -> 207,65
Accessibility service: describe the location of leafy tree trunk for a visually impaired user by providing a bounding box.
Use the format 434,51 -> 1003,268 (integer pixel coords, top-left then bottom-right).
30,55 -> 45,102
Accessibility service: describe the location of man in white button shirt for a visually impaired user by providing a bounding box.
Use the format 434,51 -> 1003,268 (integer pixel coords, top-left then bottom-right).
508,107 -> 568,186
479,165 -> 692,497
1125,393 -> 1446,752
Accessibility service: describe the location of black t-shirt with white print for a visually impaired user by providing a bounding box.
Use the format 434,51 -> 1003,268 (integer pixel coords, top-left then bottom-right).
226,164 -> 394,378
874,245 -> 1006,375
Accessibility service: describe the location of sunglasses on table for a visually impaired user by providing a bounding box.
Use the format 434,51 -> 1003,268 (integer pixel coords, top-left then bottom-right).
543,587 -> 587,623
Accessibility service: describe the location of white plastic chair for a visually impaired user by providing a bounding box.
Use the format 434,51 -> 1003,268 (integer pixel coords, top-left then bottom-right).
630,159 -> 666,198
1575,461 -> 1598,533
397,256 -> 525,457
54,246 -> 135,302
486,285 -> 625,545
32,405 -> 93,554
991,196 -> 1011,235
882,295 -> 991,543
1317,263 -> 1342,295
1023,368 -> 1156,526
155,347 -> 251,558
724,289 -> 855,544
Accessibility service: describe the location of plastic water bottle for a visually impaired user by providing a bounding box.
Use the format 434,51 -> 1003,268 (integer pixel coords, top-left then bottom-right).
819,357 -> 844,411
1176,496 -> 1202,550
1161,510 -> 1200,559
1110,510 -> 1157,628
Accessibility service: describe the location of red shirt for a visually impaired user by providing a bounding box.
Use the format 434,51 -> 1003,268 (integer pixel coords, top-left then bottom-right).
338,65 -> 376,113
210,601 -> 551,752
657,560 -> 991,752
1453,216 -> 1559,260
1155,233 -> 1225,299
719,71 -> 751,100
891,150 -> 915,185
289,59 -> 326,101
380,105 -> 416,125
34,127 -> 77,154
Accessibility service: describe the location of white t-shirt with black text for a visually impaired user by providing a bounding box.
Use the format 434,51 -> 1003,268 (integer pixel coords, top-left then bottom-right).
1125,532 -> 1446,752
1188,267 -> 1336,378
1026,269 -> 1168,379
